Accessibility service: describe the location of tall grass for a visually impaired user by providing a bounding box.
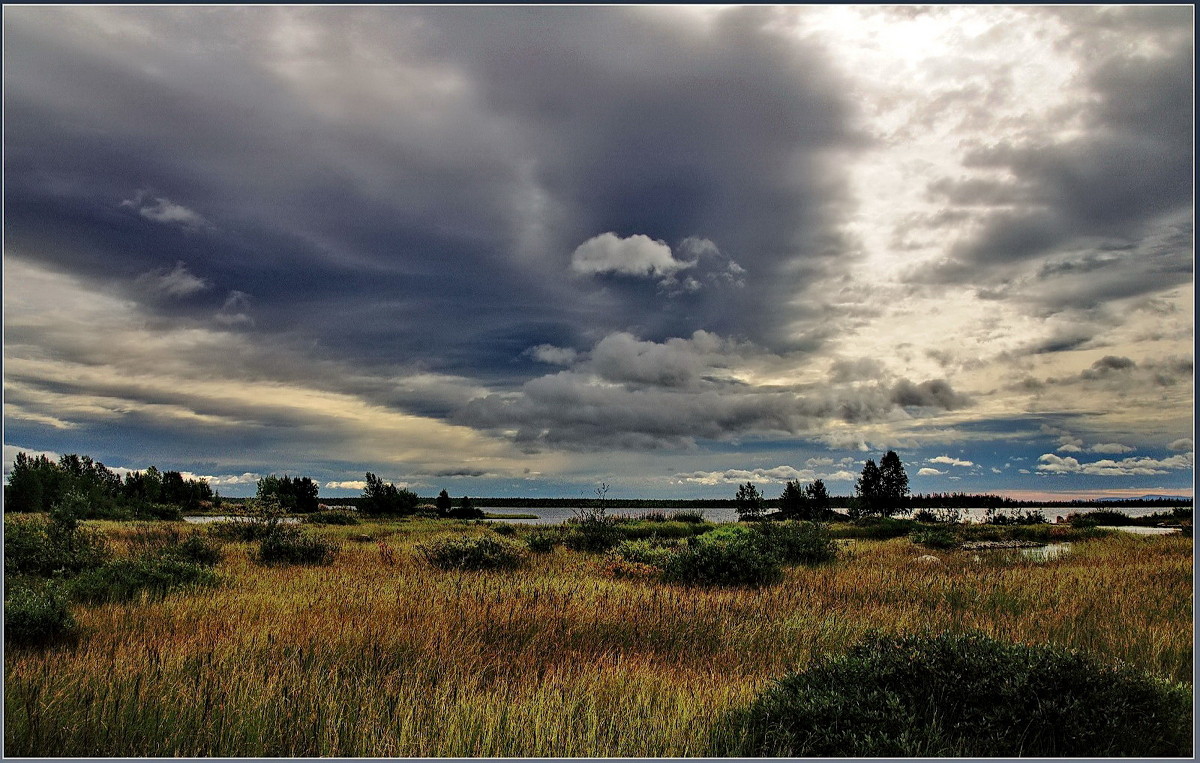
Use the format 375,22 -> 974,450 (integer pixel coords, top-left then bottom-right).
4,521 -> 1191,757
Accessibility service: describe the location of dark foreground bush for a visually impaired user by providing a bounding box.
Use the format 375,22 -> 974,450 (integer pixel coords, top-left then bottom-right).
68,558 -> 219,604
753,521 -> 837,564
418,535 -> 527,571
125,525 -> 223,567
4,514 -> 109,577
669,510 -> 706,524
4,583 -> 79,647
713,631 -> 1192,757
209,519 -> 276,541
662,525 -> 781,587
910,526 -> 959,549
490,522 -> 518,536
525,531 -> 560,554
303,510 -> 359,526
255,528 -> 338,566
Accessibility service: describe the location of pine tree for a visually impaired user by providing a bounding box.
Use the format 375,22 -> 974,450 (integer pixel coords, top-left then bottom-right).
879,450 -> 910,517
855,459 -> 883,517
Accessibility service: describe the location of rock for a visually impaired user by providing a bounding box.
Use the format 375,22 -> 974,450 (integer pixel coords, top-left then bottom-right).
915,554 -> 942,565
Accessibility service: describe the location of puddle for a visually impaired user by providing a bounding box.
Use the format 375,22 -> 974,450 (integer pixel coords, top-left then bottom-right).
1019,542 -> 1071,561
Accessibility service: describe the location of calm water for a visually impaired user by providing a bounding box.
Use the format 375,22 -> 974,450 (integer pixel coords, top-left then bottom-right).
480,506 -> 1188,526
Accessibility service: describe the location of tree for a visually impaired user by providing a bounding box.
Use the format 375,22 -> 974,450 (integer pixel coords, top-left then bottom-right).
878,451 -> 909,516
291,477 -> 319,513
449,495 -> 483,519
779,480 -> 808,519
435,489 -> 453,517
805,479 -> 831,520
855,459 -> 883,517
735,482 -> 766,521
361,472 -> 419,516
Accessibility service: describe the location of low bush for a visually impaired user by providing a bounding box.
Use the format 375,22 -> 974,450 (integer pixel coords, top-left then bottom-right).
831,517 -> 917,540
4,514 -> 110,577
615,520 -> 712,541
670,510 -> 706,524
68,558 -> 219,604
131,502 -> 184,521
254,528 -> 338,566
661,525 -> 782,587
910,527 -> 959,550
638,511 -> 670,523
418,535 -> 527,571
564,521 -> 623,552
490,523 -> 519,536
714,631 -> 1192,757
525,531 -> 560,554
753,521 -> 837,565
611,538 -> 678,568
303,510 -> 359,526
1069,509 -> 1133,526
124,526 -> 223,567
4,583 -> 79,647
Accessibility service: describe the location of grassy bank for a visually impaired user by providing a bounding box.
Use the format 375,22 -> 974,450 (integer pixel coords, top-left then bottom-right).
4,517 -> 1192,756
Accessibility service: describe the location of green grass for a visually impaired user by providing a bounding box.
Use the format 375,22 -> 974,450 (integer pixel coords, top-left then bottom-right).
4,519 -> 1191,756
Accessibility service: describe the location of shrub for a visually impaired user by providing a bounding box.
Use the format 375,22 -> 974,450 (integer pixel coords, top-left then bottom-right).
525,531 -> 560,554
661,525 -> 782,587
1071,509 -> 1133,526
123,526 -> 223,567
670,510 -> 706,524
564,515 -> 622,552
160,533 -> 223,567
4,514 -> 109,577
68,558 -> 219,604
832,517 -> 917,540
417,535 -> 527,571
255,528 -> 338,566
615,520 -> 711,541
638,511 -> 670,523
611,538 -> 678,568
303,510 -> 359,526
714,631 -> 1192,757
4,583 -> 79,647
132,502 -> 183,521
753,521 -> 837,565
490,523 -> 518,536
910,527 -> 959,550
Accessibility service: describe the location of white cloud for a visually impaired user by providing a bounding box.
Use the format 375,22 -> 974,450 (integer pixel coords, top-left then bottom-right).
1037,452 -> 1194,476
570,232 -> 693,279
1089,442 -> 1134,454
525,344 -> 579,366
991,467 -> 1002,474
928,455 -> 973,467
137,261 -> 209,298
917,467 -> 944,476
3,444 -> 61,477
121,191 -> 208,228
1169,438 -> 1193,452
324,480 -> 367,490
182,471 -> 262,487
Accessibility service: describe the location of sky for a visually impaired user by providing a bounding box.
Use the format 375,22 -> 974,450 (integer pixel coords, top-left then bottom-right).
2,5 -> 1194,501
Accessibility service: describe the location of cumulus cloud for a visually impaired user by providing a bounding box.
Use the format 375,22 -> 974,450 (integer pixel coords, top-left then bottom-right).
917,467 -> 944,476
1168,438 -> 1193,452
324,480 -> 367,490
928,455 -> 973,467
1089,442 -> 1134,454
1037,452 -> 1193,476
137,261 -> 209,299
570,232 -> 693,279
674,464 -> 855,486
525,344 -> 580,366
184,472 -> 262,487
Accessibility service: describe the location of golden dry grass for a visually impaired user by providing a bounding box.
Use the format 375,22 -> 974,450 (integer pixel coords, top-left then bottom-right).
5,521 -> 1192,756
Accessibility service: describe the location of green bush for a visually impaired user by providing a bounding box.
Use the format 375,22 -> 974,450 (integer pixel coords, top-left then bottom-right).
124,525 -> 223,567
564,518 -> 623,552
4,583 -> 79,647
302,510 -> 359,526
68,558 -> 219,604
714,631 -> 1192,757
525,531 -> 560,554
662,525 -> 782,587
418,535 -> 527,571
132,502 -> 183,521
831,517 -> 917,540
670,510 -> 706,524
490,523 -> 519,536
910,527 -> 959,550
754,521 -> 837,565
4,514 -> 109,577
254,528 -> 338,566
611,538 -> 678,568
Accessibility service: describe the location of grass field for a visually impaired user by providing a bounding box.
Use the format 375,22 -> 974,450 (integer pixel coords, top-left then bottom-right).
4,518 -> 1192,757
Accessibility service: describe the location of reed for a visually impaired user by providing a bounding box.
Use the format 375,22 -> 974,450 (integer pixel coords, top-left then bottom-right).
5,522 -> 1191,756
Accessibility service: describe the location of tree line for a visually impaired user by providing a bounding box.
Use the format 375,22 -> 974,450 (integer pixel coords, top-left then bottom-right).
4,452 -> 215,519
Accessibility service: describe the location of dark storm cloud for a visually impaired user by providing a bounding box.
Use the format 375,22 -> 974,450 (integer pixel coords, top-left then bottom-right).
913,7 -> 1192,314
889,379 -> 972,411
3,5 -> 865,397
